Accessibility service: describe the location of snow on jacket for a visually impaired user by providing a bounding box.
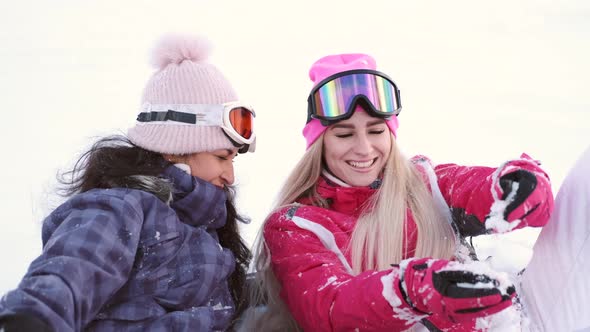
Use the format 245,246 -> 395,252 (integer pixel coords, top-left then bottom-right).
0,165 -> 236,332
263,157 -> 553,332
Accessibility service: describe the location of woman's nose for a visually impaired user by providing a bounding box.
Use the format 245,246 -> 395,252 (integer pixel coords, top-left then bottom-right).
221,162 -> 235,186
354,133 -> 373,155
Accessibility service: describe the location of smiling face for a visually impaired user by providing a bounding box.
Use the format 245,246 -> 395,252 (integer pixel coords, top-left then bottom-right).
322,106 -> 392,187
165,148 -> 239,188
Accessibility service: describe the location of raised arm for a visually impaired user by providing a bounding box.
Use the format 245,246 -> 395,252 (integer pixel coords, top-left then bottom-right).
434,154 -> 554,237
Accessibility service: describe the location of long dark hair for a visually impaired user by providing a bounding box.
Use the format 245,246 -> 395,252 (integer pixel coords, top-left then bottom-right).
220,186 -> 253,326
59,135 -> 252,322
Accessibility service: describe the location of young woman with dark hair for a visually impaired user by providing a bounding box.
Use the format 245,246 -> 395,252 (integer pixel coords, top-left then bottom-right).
0,34 -> 256,332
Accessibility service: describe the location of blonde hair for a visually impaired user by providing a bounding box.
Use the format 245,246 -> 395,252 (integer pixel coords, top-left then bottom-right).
241,134 -> 457,331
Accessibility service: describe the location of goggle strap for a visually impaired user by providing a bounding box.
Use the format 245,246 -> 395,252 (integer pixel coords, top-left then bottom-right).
137,104 -> 226,126
137,110 -> 197,124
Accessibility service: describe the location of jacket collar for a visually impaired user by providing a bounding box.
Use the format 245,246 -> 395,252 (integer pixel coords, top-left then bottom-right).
162,165 -> 227,229
315,175 -> 378,216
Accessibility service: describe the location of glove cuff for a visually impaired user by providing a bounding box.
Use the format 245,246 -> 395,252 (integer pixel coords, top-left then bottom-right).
398,278 -> 431,315
398,258 -> 434,315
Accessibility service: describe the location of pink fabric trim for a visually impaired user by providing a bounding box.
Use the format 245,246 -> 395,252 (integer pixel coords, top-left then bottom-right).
302,116 -> 399,150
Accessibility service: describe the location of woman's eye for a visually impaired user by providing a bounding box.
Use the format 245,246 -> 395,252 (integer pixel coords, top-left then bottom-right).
369,129 -> 386,135
335,133 -> 353,138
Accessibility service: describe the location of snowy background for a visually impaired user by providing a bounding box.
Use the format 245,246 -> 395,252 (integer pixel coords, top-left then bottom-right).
0,0 -> 589,295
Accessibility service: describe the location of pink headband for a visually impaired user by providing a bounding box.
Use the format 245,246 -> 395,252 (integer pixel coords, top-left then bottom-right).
303,117 -> 399,150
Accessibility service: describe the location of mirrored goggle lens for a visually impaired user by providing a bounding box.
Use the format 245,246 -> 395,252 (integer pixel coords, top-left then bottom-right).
312,73 -> 400,119
228,107 -> 254,139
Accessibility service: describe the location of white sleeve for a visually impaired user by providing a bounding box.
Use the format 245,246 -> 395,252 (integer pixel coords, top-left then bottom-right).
521,145 -> 590,332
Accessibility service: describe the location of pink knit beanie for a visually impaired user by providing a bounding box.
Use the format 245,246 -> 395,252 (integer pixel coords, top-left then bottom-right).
128,34 -> 238,154
302,54 -> 399,150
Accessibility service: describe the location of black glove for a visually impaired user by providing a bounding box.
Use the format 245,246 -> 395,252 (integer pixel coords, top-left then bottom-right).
499,169 -> 538,220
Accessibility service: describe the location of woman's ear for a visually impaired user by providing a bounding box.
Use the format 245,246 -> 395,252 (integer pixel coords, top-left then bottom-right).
162,154 -> 192,175
162,154 -> 180,163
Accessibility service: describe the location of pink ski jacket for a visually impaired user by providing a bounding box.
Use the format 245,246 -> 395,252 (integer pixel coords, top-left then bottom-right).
263,156 -> 553,331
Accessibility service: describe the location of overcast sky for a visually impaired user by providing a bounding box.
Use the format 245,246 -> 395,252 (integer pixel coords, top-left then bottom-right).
0,0 -> 588,294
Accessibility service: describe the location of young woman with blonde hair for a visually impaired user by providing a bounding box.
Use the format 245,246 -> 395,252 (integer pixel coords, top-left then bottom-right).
245,53 -> 554,331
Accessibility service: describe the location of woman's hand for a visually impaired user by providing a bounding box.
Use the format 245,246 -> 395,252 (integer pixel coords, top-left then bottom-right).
486,154 -> 554,233
398,257 -> 515,323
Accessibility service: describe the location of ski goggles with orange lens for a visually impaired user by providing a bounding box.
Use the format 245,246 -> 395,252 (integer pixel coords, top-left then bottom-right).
307,69 -> 402,125
137,102 -> 256,153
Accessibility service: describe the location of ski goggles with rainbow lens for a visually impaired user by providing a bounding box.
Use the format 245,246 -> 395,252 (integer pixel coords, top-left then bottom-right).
137,102 -> 256,153
306,69 -> 402,125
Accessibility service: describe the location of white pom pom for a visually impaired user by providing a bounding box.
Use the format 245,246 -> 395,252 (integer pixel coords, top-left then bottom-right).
150,33 -> 212,70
